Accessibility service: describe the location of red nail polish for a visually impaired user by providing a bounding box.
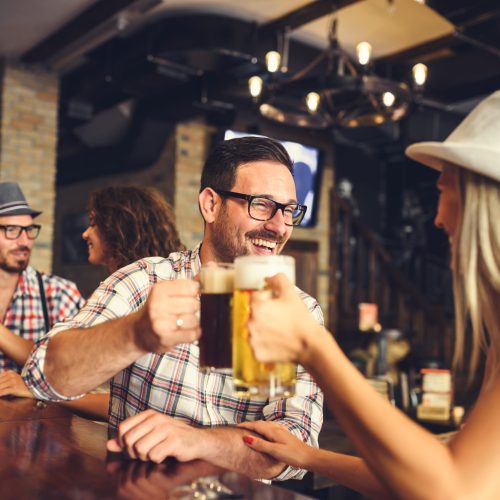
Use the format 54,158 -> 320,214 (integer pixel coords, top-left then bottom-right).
243,435 -> 254,445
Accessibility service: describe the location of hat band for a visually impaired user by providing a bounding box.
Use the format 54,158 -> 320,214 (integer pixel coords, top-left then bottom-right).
0,201 -> 31,214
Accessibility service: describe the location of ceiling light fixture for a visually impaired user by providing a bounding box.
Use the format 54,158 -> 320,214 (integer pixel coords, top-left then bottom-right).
382,91 -> 396,107
356,42 -> 372,66
265,50 -> 281,73
305,91 -> 321,113
248,76 -> 263,98
412,63 -> 428,87
248,17 -> 424,129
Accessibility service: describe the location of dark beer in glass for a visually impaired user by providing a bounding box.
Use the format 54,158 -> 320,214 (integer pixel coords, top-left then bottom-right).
199,263 -> 234,374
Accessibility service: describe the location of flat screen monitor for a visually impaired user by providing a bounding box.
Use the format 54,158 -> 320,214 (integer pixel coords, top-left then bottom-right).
224,130 -> 322,227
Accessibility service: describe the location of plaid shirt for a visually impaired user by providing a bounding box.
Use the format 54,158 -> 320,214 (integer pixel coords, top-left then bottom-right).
23,245 -> 324,480
2,265 -> 83,372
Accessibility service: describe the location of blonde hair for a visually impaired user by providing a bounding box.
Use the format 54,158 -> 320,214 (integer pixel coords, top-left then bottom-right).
452,167 -> 500,381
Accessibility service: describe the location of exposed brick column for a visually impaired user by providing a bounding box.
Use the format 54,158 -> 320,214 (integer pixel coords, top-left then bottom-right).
174,121 -> 215,250
0,62 -> 59,273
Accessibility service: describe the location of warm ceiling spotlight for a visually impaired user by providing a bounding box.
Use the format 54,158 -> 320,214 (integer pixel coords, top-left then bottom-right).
248,76 -> 263,98
382,91 -> 396,107
356,42 -> 372,66
414,0 -> 426,4
412,63 -> 428,86
265,51 -> 281,73
306,92 -> 321,113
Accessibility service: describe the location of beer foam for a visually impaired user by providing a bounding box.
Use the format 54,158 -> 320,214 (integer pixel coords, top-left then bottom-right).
200,266 -> 234,293
234,255 -> 295,290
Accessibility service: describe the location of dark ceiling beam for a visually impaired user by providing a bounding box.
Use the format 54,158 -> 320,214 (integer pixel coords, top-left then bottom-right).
429,0 -> 500,26
378,26 -> 500,66
259,0 -> 363,35
378,8 -> 499,64
21,0 -> 137,64
377,33 -> 457,64
457,6 -> 500,30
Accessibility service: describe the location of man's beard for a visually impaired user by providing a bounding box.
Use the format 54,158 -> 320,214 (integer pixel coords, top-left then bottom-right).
0,247 -> 30,273
211,207 -> 286,262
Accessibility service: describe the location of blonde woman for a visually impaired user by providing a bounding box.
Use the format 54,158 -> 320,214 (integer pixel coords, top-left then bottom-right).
239,91 -> 500,498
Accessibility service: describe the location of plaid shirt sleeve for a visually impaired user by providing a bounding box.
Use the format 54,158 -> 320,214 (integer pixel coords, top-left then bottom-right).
263,293 -> 325,481
23,262 -> 150,401
43,273 -> 85,326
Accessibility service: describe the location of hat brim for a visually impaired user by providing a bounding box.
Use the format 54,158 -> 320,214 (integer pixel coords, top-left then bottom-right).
0,207 -> 42,218
405,142 -> 500,183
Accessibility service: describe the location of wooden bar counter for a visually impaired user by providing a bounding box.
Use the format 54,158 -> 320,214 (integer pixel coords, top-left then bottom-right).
0,398 -> 312,499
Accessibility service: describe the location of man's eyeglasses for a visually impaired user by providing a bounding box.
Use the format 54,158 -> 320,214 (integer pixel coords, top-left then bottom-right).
214,190 -> 307,226
0,224 -> 41,240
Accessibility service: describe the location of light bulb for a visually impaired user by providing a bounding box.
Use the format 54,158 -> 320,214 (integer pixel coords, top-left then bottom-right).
265,51 -> 281,73
412,63 -> 428,86
382,91 -> 395,107
248,76 -> 263,98
356,42 -> 372,66
414,0 -> 425,4
306,92 -> 320,113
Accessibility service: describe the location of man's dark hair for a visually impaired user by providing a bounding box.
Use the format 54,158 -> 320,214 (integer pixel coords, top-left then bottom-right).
200,136 -> 294,192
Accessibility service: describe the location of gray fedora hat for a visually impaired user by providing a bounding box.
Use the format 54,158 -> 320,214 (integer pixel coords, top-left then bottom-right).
405,90 -> 500,183
0,182 -> 42,217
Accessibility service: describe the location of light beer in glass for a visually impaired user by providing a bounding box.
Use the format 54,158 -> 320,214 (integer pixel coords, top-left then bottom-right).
232,255 -> 296,397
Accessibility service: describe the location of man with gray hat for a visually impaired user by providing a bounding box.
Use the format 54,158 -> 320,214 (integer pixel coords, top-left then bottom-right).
0,182 -> 83,383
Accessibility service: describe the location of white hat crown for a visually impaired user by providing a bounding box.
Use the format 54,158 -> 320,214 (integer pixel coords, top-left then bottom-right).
406,90 -> 500,182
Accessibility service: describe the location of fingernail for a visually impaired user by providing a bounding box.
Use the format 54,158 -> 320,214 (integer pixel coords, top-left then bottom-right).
243,435 -> 254,445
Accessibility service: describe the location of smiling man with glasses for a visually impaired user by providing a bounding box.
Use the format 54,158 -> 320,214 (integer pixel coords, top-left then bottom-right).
0,182 -> 83,387
24,137 -> 324,482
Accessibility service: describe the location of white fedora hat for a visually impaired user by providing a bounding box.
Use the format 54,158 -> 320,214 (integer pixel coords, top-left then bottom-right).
405,90 -> 500,183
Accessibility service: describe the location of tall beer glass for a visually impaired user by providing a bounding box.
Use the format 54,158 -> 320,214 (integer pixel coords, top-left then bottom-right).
199,263 -> 234,374
232,255 -> 296,397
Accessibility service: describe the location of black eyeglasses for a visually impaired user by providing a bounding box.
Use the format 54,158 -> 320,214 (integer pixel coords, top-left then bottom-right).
0,224 -> 41,240
214,190 -> 307,226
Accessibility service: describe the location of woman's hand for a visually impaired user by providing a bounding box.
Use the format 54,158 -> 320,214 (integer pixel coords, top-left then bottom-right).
248,273 -> 322,365
0,371 -> 35,398
238,420 -> 313,470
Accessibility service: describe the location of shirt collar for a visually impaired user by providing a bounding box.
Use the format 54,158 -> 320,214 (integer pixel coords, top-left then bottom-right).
191,242 -> 202,274
13,266 -> 36,298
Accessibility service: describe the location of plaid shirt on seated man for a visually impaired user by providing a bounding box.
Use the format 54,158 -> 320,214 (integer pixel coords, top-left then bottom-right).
0,181 -> 83,373
23,244 -> 324,481
23,137 -> 325,481
2,266 -> 82,372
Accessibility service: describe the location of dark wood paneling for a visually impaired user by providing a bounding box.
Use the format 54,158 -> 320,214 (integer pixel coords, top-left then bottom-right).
283,239 -> 319,299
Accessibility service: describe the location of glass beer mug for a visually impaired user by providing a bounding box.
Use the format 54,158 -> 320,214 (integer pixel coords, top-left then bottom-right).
199,263 -> 234,374
232,255 -> 296,398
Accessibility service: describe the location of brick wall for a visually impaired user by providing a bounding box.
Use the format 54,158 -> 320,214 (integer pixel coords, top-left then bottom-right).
0,62 -> 59,273
174,121 -> 215,250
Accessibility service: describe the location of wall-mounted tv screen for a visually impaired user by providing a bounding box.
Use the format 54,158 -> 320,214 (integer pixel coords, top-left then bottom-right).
224,130 -> 322,227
